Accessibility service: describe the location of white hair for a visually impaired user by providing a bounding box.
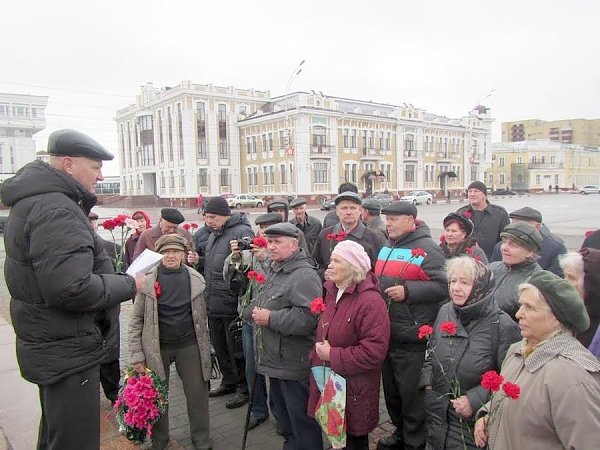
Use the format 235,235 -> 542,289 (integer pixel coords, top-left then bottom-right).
559,252 -> 583,273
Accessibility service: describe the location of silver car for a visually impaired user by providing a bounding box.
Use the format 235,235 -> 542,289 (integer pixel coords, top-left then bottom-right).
579,185 -> 600,195
400,190 -> 433,205
226,194 -> 264,208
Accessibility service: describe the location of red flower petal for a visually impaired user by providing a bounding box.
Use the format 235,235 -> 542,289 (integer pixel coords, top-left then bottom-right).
481,370 -> 504,392
418,324 -> 433,340
502,381 -> 521,399
440,321 -> 457,335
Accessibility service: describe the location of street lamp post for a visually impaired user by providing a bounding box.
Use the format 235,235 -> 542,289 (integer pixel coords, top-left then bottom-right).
283,60 -> 305,196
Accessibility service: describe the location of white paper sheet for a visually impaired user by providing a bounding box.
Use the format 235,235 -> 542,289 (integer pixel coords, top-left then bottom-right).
126,249 -> 163,276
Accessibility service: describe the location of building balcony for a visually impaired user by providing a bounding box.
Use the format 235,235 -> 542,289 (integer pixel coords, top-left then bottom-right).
310,145 -> 333,158
527,162 -> 564,169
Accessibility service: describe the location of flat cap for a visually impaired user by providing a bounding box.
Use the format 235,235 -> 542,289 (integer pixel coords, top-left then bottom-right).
509,206 -> 543,223
161,208 -> 185,224
289,197 -> 307,208
47,129 -> 114,161
500,222 -> 543,252
382,201 -> 417,217
264,222 -> 299,239
528,270 -> 590,333
335,191 -> 362,205
156,233 -> 189,253
361,199 -> 381,213
267,198 -> 289,211
255,212 -> 283,226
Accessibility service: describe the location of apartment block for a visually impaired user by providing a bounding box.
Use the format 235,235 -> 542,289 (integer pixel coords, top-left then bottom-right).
502,118 -> 600,147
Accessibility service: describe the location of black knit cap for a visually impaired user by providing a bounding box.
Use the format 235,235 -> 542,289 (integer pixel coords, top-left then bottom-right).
255,213 -> 283,226
509,206 -> 543,223
160,208 -> 185,224
47,129 -> 114,161
382,201 -> 417,217
467,181 -> 487,195
500,222 -> 542,252
443,212 -> 474,236
264,222 -> 299,239
204,197 -> 231,216
528,270 -> 590,333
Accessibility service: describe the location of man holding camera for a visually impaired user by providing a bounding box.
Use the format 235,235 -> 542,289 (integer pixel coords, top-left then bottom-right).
196,196 -> 254,408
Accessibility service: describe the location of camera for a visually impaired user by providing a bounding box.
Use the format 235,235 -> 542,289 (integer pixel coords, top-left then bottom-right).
237,237 -> 253,251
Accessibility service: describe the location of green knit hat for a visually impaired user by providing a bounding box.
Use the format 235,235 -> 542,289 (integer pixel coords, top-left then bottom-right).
528,270 -> 590,333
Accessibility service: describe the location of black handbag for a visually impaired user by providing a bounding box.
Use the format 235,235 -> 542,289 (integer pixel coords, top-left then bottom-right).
226,319 -> 244,361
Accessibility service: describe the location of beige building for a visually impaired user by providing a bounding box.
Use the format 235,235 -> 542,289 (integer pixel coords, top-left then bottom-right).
487,140 -> 600,192
115,83 -> 494,201
502,118 -> 600,147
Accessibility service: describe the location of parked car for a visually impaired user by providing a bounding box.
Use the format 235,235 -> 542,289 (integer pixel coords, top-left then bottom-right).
226,194 -> 264,208
320,198 -> 336,211
400,190 -> 432,205
367,193 -> 394,208
579,185 -> 600,194
491,188 -> 518,196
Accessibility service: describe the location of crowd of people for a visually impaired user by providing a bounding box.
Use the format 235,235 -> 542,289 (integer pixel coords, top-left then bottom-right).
1,129 -> 600,450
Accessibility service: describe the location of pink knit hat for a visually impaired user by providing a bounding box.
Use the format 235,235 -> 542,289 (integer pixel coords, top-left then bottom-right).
331,240 -> 371,272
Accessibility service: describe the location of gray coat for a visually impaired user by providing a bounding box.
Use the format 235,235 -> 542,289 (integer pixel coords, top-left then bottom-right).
421,292 -> 520,449
364,215 -> 388,241
489,260 -> 542,319
289,213 -> 322,253
128,265 -> 212,382
242,249 -> 321,380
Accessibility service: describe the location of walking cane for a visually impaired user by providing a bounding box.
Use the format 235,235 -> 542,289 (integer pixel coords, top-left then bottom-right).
241,373 -> 258,450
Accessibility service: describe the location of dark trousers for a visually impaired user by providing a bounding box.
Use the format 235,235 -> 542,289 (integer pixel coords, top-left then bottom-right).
100,359 -> 120,403
381,348 -> 426,450
345,433 -> 369,450
242,322 -> 269,419
208,316 -> 242,388
269,377 -> 323,450
152,343 -> 211,450
37,364 -> 100,450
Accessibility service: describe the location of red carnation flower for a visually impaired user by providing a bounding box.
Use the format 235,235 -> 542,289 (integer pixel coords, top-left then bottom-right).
481,370 -> 504,392
502,381 -> 521,399
465,246 -> 474,255
439,234 -> 446,242
183,223 -> 191,231
102,219 -> 116,231
411,247 -> 426,258
310,297 -> 326,315
326,233 -> 336,241
254,273 -> 266,284
251,236 -> 268,248
154,282 -> 161,298
335,230 -> 348,241
462,210 -> 473,219
440,321 -> 457,335
190,223 -> 199,229
418,324 -> 433,340
115,214 -> 129,227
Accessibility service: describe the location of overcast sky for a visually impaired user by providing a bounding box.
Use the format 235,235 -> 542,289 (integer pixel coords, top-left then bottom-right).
2,0 -> 599,175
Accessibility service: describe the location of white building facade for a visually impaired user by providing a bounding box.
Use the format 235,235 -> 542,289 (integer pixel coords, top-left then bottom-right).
0,93 -> 48,177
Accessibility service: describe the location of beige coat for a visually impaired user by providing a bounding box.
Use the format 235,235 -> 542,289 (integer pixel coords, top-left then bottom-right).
482,332 -> 600,449
128,264 -> 212,382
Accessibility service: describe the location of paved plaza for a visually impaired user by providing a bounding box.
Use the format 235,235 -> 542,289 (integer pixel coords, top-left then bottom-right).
0,192 -> 598,449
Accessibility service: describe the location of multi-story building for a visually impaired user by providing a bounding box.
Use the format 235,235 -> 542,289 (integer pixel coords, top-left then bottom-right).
487,140 -> 600,191
502,118 -> 600,147
0,93 -> 48,176
115,82 -> 494,203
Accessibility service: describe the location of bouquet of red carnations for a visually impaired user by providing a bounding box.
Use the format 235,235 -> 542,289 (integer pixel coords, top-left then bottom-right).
113,367 -> 168,444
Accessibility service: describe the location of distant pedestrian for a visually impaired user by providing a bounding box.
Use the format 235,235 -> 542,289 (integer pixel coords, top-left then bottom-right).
197,193 -> 204,214
555,184 -> 559,193
361,198 -> 388,241
0,129 -> 144,449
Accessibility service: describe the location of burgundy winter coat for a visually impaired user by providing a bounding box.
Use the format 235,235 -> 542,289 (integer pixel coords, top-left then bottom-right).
307,272 -> 390,436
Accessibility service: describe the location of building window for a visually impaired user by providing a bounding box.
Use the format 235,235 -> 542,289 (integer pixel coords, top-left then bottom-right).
119,124 -> 126,168
198,168 -> 208,187
343,129 -> 349,148
536,174 -> 541,185
516,156 -> 522,164
196,102 -> 207,159
499,157 -> 505,167
279,130 -> 285,148
169,170 -> 175,189
239,105 -> 247,115
361,130 -> 367,150
405,164 -> 415,182
167,107 -> 174,162
351,129 -> 357,148
160,172 -> 165,189
218,104 -> 228,159
386,132 -> 391,150
126,122 -> 133,167
555,174 -> 559,185
312,126 -> 327,148
262,134 -> 268,151
138,115 -> 155,167
405,134 -> 415,156
280,164 -> 287,185
379,131 -> 384,149
220,168 -> 230,187
368,131 -> 374,149
158,110 -> 164,163
268,133 -> 273,151
177,103 -> 184,160
500,173 -> 505,184
252,136 -> 257,153
313,162 -> 328,183
179,169 -> 185,191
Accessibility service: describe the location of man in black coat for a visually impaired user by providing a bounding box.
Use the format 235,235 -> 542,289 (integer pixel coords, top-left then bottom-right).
289,197 -> 322,253
0,129 -> 145,450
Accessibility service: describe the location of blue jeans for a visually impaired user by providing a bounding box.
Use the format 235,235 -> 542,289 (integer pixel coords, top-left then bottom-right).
242,322 -> 269,420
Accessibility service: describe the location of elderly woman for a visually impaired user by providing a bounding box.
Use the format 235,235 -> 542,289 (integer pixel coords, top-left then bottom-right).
308,240 -> 390,450
440,213 -> 488,264
473,271 -> 600,449
124,210 -> 151,266
128,234 -> 212,450
421,256 -> 520,450
489,222 -> 542,320
560,248 -> 600,348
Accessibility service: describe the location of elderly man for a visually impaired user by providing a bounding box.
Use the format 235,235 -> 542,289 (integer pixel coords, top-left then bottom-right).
375,202 -> 447,450
242,223 -> 323,450
0,129 -> 145,449
323,181 -> 359,228
267,197 -> 309,252
361,198 -> 387,240
456,181 -> 510,259
133,207 -> 192,260
312,191 -> 384,278
289,197 -> 322,253
490,206 -> 567,276
194,196 -> 254,409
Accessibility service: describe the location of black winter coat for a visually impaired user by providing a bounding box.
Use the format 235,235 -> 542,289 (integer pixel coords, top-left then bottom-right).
1,161 -> 136,385
203,213 -> 254,317
421,292 -> 520,449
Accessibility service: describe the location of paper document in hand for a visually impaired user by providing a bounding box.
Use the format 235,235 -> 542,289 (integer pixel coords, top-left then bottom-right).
126,249 -> 163,276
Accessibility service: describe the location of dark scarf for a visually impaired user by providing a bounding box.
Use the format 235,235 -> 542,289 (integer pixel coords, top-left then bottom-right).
441,235 -> 479,258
